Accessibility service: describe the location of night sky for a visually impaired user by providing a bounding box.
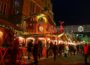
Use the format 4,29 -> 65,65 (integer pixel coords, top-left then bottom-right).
52,0 -> 90,25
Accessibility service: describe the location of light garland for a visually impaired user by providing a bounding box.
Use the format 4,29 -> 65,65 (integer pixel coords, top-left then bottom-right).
0,24 -> 13,30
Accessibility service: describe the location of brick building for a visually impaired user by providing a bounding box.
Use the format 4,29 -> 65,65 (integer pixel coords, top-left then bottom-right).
0,0 -> 57,40
22,0 -> 56,35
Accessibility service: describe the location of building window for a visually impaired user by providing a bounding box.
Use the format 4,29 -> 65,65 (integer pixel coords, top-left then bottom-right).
14,0 -> 22,15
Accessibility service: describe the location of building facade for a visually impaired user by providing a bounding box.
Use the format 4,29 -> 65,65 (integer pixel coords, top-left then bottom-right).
0,0 -> 57,39
22,0 -> 56,35
64,25 -> 90,33
57,25 -> 90,38
0,0 -> 23,24
0,0 -> 23,46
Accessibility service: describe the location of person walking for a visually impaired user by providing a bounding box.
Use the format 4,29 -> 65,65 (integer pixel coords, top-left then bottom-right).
27,40 -> 33,60
38,41 -> 43,59
46,41 -> 50,58
33,39 -> 39,65
52,42 -> 58,61
64,44 -> 69,57
84,43 -> 89,64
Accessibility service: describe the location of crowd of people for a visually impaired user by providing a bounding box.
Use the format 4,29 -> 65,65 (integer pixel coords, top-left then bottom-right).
1,37 -> 90,65
26,39 -> 90,65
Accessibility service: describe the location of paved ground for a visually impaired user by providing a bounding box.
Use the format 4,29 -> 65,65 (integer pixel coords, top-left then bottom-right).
28,54 -> 90,65
2,54 -> 90,65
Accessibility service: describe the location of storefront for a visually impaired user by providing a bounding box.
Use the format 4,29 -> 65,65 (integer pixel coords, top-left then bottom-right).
0,27 -> 14,47
0,19 -> 21,47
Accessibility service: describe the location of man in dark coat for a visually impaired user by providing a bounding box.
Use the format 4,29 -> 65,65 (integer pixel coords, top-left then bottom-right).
52,42 -> 58,61
27,40 -> 33,59
38,41 -> 43,59
33,39 -> 39,65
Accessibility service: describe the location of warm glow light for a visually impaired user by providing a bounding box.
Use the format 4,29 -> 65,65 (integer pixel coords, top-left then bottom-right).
38,37 -> 45,40
47,38 -> 50,41
19,37 -> 24,40
36,14 -> 47,23
58,40 -> 63,44
51,40 -> 58,45
68,42 -> 76,45
18,37 -> 25,43
0,31 -> 3,38
26,37 -> 35,41
58,33 -> 64,37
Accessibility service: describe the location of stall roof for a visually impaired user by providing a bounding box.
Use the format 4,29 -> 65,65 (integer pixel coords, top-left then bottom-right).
0,19 -> 22,30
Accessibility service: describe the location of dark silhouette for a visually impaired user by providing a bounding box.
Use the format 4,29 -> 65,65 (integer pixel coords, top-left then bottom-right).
46,41 -> 50,58
58,44 -> 64,56
38,41 -> 43,59
33,39 -> 39,65
83,43 -> 89,64
64,44 -> 69,57
27,40 -> 33,59
52,42 -> 58,61
49,42 -> 53,56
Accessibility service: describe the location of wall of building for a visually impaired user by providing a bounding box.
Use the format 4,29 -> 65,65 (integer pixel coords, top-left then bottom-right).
57,25 -> 90,33
0,0 -> 23,24
22,0 -> 56,34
